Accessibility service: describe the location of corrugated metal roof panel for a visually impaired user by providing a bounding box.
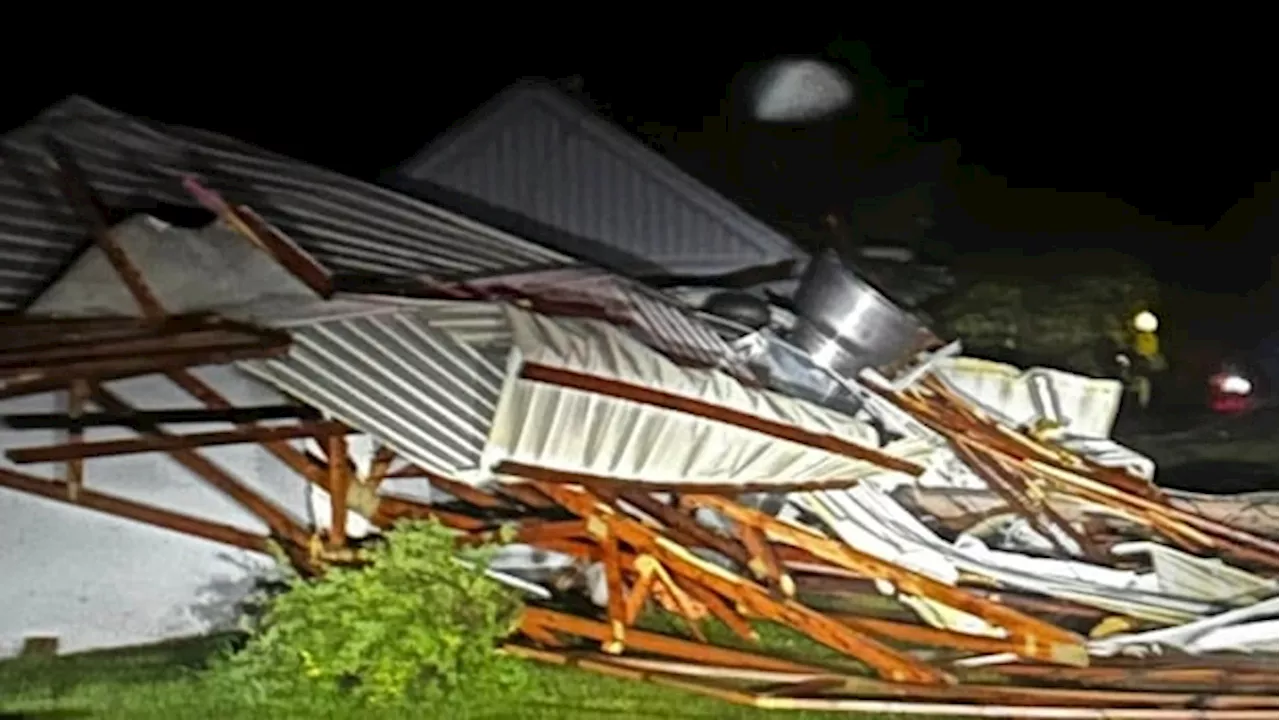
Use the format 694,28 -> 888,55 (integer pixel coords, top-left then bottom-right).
0,96 -> 574,310
238,309 -> 508,478
465,267 -> 754,379
391,82 -> 805,277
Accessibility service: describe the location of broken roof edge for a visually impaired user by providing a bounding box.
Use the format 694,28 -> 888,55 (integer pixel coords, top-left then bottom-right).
8,94 -> 576,274
389,77 -> 808,272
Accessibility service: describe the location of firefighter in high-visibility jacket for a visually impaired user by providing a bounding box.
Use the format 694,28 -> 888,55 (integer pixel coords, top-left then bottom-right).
1123,310 -> 1165,409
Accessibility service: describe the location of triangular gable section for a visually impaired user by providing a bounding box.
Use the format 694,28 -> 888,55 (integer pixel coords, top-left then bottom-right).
390,81 -> 805,278
27,215 -> 320,318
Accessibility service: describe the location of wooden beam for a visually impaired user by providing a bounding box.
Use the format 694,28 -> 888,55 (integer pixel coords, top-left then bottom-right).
589,517 -> 628,653
91,386 -> 312,551
8,422 -> 349,464
519,607 -> 822,675
164,370 -> 329,489
365,445 -> 396,491
529,482 -> 949,685
684,494 -> 1087,668
0,327 -> 286,371
493,481 -> 556,511
426,473 -> 510,510
181,178 -> 332,298
0,467 -> 268,553
371,495 -> 490,532
510,520 -> 591,544
682,581 -> 758,643
835,615 -> 1029,657
65,380 -> 87,501
612,489 -> 750,567
519,363 -> 923,476
0,343 -> 290,385
739,523 -> 794,598
647,560 -> 708,643
326,432 -> 350,549
45,138 -> 165,319
624,555 -> 661,625
5,405 -> 321,430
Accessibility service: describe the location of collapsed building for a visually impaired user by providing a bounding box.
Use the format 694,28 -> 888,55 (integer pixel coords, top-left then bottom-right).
0,87 -> 1276,717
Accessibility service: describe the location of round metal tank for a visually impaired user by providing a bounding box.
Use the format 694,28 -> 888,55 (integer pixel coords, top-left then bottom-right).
786,250 -> 929,378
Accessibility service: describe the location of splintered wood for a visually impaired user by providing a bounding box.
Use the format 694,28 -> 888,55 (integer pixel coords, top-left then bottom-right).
422,466 -> 1275,716
2,158 -> 1274,717
881,376 -> 1280,571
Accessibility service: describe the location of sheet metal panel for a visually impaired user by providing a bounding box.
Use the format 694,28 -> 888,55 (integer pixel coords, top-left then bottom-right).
239,308 -> 508,478
466,266 -> 753,379
0,96 -> 573,310
392,83 -> 805,277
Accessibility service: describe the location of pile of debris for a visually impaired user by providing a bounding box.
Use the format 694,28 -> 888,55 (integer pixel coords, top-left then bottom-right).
0,110 -> 1276,719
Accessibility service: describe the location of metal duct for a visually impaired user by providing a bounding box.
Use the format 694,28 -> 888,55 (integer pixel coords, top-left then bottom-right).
786,250 -> 930,378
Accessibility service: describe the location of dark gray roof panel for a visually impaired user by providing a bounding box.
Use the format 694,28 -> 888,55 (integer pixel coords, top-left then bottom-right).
391,82 -> 805,278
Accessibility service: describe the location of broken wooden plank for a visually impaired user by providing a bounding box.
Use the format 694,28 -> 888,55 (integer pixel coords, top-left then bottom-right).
624,555 -> 662,625
738,522 -> 794,598
181,178 -> 333,298
589,516 -> 629,653
684,493 -> 1088,668
528,482 -> 950,685
613,488 -> 750,566
518,607 -> 821,674
682,579 -> 759,643
835,614 -> 1027,657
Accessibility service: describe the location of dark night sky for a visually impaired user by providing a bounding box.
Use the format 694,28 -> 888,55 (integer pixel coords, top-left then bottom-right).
4,28 -> 1276,290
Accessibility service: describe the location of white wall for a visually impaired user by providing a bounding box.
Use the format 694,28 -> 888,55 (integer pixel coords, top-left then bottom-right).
0,366 -> 315,658
1,214 -> 392,657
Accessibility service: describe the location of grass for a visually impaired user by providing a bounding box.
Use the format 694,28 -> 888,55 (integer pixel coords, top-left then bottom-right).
0,623 -> 896,719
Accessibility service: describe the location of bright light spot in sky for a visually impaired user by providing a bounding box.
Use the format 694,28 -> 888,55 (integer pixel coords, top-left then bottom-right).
1219,374 -> 1252,395
1132,311 -> 1159,333
751,59 -> 854,122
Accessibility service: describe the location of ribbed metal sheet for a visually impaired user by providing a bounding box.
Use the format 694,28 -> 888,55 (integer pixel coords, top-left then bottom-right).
0,96 -> 573,310
466,267 -> 753,379
391,83 -> 805,277
238,308 -> 508,478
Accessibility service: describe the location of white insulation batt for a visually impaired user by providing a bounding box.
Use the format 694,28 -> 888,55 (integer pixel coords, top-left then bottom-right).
482,307 -> 933,488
